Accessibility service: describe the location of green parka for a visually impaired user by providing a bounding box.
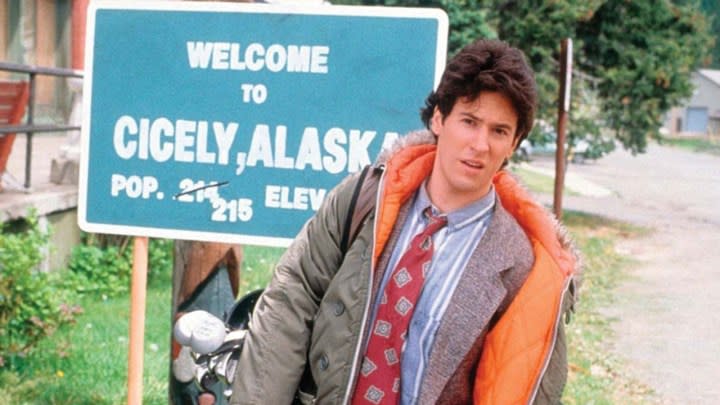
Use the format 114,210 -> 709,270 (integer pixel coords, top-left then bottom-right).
230,131 -> 577,405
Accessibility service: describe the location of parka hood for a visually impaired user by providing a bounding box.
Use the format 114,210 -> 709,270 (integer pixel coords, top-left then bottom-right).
375,129 -> 436,166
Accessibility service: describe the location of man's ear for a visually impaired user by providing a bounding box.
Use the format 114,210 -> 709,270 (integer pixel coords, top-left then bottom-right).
430,107 -> 442,135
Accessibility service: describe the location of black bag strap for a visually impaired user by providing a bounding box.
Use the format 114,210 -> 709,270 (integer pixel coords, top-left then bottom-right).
339,165 -> 381,254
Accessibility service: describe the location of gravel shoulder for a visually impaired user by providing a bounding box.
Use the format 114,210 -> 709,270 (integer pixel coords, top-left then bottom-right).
529,144 -> 720,404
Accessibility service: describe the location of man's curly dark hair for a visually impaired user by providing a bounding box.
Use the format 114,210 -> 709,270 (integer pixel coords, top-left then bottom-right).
421,39 -> 537,147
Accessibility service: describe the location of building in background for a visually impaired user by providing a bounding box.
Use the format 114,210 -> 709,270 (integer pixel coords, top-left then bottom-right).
0,0 -> 74,121
1,0 -> 87,270
665,69 -> 720,137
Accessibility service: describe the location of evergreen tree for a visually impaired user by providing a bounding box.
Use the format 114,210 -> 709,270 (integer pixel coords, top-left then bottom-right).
701,0 -> 720,68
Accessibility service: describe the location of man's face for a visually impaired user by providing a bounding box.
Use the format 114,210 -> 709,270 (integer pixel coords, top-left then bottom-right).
427,92 -> 519,212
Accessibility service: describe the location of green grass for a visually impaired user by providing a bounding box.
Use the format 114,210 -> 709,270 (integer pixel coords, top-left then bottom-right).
1,285 -> 171,405
662,135 -> 720,155
509,164 -> 581,197
510,164 -> 556,194
2,214 -> 654,403
561,211 -> 656,403
0,244 -> 287,404
237,245 -> 285,295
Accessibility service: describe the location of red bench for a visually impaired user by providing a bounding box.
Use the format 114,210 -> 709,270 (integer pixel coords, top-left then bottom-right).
0,81 -> 29,190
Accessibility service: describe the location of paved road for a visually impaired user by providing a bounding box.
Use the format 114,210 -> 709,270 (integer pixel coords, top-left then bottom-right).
532,144 -> 720,404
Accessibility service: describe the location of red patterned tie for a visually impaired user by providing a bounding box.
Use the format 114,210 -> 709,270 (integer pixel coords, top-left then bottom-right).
352,208 -> 447,405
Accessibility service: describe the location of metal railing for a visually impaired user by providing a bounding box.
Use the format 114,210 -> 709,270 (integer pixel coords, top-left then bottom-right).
0,61 -> 83,189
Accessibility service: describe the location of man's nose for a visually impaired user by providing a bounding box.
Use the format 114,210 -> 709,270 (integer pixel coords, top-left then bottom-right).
470,127 -> 490,152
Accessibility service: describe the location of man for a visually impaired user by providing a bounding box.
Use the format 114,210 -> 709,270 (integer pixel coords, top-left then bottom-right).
230,39 -> 579,405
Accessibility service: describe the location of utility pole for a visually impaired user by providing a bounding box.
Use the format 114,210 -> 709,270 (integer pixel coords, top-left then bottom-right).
553,38 -> 573,220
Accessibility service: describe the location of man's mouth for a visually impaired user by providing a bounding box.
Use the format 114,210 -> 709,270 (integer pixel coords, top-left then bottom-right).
462,160 -> 484,169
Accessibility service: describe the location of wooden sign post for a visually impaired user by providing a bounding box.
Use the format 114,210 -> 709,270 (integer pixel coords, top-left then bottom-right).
127,236 -> 148,405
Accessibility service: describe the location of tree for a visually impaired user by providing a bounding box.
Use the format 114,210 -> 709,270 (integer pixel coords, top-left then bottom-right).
575,0 -> 712,152
334,0 -> 495,56
439,0 -> 496,55
486,0 -> 714,154
701,0 -> 720,68
679,0 -> 720,67
486,1 -> 606,156
334,0 -> 713,155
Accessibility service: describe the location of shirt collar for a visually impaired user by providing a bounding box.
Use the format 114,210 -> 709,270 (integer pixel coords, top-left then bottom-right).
413,182 -> 496,231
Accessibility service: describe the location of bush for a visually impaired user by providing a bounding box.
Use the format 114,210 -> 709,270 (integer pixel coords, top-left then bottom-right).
147,238 -> 173,287
65,245 -> 132,297
64,236 -> 174,297
0,213 -> 81,368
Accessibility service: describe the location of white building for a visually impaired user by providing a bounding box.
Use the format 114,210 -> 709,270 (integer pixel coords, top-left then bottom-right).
665,69 -> 720,136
